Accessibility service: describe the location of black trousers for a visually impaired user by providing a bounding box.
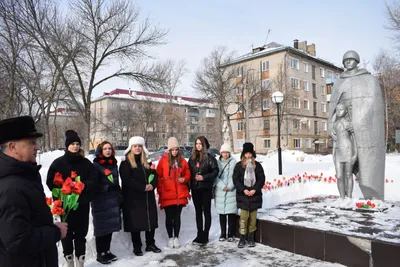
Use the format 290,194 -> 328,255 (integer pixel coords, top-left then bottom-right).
191,188 -> 212,233
62,203 -> 90,257
219,214 -> 237,237
131,230 -> 155,250
95,233 -> 112,253
164,205 -> 183,238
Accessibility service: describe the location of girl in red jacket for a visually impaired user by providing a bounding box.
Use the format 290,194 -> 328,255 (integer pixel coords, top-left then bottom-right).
156,137 -> 191,249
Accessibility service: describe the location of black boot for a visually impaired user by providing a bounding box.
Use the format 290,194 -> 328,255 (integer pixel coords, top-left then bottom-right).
133,247 -> 143,256
219,229 -> 226,241
192,231 -> 203,245
238,234 -> 246,248
199,231 -> 209,246
145,244 -> 162,253
248,232 -> 255,247
106,251 -> 117,261
97,252 -> 111,264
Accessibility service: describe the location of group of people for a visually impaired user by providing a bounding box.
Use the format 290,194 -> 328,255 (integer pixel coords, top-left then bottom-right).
0,115 -> 265,267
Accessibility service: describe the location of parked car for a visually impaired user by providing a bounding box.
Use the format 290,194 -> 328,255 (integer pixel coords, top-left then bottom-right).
115,145 -> 128,157
148,150 -> 166,162
208,148 -> 220,157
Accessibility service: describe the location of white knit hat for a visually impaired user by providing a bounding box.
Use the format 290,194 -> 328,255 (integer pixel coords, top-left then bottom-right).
124,136 -> 149,156
220,143 -> 231,153
168,137 -> 179,150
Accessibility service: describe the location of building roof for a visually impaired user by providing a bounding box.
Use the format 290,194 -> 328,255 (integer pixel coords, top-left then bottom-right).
92,88 -> 216,108
221,42 -> 343,71
49,108 -> 80,117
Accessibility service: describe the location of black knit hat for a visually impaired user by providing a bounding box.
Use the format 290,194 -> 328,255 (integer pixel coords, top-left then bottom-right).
241,142 -> 256,158
65,130 -> 81,148
197,136 -> 210,149
0,116 -> 43,144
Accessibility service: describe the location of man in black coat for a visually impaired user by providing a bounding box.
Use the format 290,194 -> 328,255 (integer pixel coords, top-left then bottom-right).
0,116 -> 68,267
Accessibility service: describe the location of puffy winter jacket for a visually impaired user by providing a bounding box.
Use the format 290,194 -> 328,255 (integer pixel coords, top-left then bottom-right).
156,152 -> 191,209
188,153 -> 219,190
215,156 -> 237,214
233,160 -> 265,211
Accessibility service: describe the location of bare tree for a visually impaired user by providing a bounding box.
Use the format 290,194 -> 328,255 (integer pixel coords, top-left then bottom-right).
385,1 -> 400,51
10,0 -> 168,151
193,46 -> 239,149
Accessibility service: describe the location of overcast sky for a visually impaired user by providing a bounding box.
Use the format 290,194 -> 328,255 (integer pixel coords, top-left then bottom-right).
92,0 -> 396,98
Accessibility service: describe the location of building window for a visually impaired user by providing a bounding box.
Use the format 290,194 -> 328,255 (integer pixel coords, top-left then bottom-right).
303,62 -> 308,72
313,102 -> 317,116
262,79 -> 270,89
112,102 -> 117,107
236,86 -> 243,95
303,80 -> 309,91
293,119 -> 300,129
304,100 -> 309,110
320,67 -> 325,77
237,66 -> 243,77
294,138 -> 301,148
237,122 -> 244,131
321,85 -> 326,96
312,65 -> 316,79
327,70 -> 333,78
291,78 -> 300,89
261,61 -> 269,71
321,103 -> 326,113
264,139 -> 271,148
112,132 -> 117,138
262,99 -> 270,110
305,138 -> 312,148
322,120 -> 327,131
291,58 -> 299,69
312,83 -> 317,98
122,132 -> 127,137
314,120 -> 319,135
292,98 -> 300,108
263,119 -> 270,130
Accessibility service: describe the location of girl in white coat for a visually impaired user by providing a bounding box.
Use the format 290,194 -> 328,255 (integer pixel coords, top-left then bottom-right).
215,143 -> 237,242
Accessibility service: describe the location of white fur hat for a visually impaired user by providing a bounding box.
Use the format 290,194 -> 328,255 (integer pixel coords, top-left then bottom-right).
168,137 -> 179,150
124,136 -> 149,156
220,143 -> 231,153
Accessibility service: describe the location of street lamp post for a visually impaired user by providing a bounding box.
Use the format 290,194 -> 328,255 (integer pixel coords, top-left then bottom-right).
271,91 -> 284,175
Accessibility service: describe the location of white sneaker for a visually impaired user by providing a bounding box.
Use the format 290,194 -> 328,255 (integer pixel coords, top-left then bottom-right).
168,237 -> 174,248
173,237 -> 180,248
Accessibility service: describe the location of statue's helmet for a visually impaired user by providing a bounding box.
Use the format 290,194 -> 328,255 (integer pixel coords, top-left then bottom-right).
342,50 -> 360,64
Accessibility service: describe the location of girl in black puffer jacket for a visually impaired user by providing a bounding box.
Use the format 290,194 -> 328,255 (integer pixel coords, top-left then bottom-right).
46,130 -> 99,267
91,141 -> 122,264
188,136 -> 219,246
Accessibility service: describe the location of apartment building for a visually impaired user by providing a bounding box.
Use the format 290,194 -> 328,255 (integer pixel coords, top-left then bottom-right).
48,108 -> 83,149
221,40 -> 343,154
90,89 -> 220,151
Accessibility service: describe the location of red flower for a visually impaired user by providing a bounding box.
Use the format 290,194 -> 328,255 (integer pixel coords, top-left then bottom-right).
53,172 -> 64,186
46,197 -> 52,206
104,169 -> 111,176
196,162 -> 200,168
98,154 -> 103,158
356,202 -> 364,208
151,163 -> 156,170
53,199 -> 63,207
51,206 -> 64,216
61,178 -> 74,194
70,171 -> 77,179
99,159 -> 106,164
108,159 -> 113,164
72,181 -> 85,195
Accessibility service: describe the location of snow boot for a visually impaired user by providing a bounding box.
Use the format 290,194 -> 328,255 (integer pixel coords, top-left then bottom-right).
106,251 -> 117,261
199,231 -> 209,246
248,232 -> 256,247
192,231 -> 203,245
64,254 -> 74,267
173,237 -> 180,248
168,237 -> 174,248
96,252 -> 111,264
238,235 -> 246,248
76,255 -> 85,267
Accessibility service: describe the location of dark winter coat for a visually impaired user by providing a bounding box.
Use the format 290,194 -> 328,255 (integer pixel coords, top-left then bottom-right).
46,150 -> 99,205
233,160 -> 265,211
91,155 -> 122,237
0,151 -> 61,267
188,153 -> 219,190
119,156 -> 158,232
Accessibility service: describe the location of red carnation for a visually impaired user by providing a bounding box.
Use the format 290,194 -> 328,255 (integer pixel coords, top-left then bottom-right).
104,169 -> 111,176
196,162 -> 200,168
72,181 -> 85,195
61,178 -> 74,194
52,206 -> 64,216
53,199 -> 63,207
46,197 -> 52,206
108,159 -> 113,164
53,172 -> 64,186
70,171 -> 78,179
99,159 -> 106,164
151,163 -> 156,170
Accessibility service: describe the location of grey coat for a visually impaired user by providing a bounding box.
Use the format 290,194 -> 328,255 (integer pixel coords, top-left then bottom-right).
215,156 -> 237,214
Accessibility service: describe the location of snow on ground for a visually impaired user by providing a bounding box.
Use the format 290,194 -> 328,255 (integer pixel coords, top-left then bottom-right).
37,150 -> 400,266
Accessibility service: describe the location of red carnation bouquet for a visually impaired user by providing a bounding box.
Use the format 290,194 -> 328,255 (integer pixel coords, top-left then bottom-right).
48,171 -> 85,221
